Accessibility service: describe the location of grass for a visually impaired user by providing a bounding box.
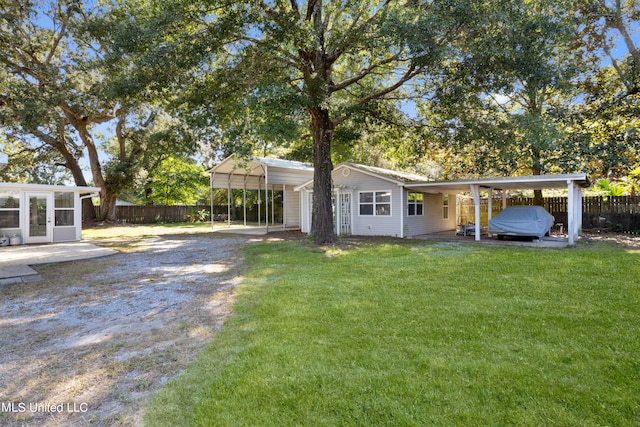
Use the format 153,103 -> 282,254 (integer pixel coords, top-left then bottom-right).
144,239 -> 640,426
82,221 -> 216,240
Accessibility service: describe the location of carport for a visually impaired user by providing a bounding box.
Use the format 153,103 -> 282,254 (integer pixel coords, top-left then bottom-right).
209,155 -> 314,232
405,174 -> 590,245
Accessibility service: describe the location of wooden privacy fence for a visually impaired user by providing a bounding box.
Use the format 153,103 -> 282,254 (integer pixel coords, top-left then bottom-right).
110,204 -> 284,224
110,205 -> 212,224
458,195 -> 640,234
508,196 -> 640,234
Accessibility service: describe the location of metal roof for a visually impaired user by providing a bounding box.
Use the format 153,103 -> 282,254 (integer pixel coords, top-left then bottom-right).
210,155 -> 313,176
405,173 -> 590,193
0,182 -> 101,192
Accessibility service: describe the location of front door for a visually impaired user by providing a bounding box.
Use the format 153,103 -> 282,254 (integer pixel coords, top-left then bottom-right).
339,193 -> 352,235
26,192 -> 52,244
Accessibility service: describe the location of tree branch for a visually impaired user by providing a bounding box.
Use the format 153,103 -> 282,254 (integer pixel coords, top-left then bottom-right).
326,0 -> 392,64
330,53 -> 403,93
332,63 -> 420,127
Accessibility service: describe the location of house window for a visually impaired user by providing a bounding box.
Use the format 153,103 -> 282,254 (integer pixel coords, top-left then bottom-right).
442,194 -> 449,219
359,191 -> 391,216
55,192 -> 74,226
408,192 -> 424,216
0,191 -> 20,228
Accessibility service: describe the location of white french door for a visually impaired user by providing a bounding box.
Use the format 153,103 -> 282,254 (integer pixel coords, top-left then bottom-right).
25,192 -> 53,244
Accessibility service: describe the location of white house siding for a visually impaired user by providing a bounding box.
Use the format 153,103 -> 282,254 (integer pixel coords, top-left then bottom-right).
331,169 -> 403,237
300,190 -> 311,233
284,185 -> 300,227
403,191 -> 458,238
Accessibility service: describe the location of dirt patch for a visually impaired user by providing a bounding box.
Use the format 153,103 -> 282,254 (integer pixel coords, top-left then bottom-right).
0,233 -> 250,426
581,232 -> 640,249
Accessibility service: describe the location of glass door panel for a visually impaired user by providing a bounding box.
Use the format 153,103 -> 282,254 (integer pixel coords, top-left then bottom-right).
26,192 -> 52,243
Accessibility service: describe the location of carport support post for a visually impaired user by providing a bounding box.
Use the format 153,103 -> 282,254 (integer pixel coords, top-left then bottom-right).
567,181 -> 582,245
264,165 -> 269,233
227,174 -> 232,226
470,184 -> 481,241
487,187 -> 493,237
243,174 -> 248,226
210,172 -> 215,229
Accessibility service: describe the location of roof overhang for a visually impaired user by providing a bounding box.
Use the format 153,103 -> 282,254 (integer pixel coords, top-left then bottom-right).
0,182 -> 101,192
405,173 -> 590,194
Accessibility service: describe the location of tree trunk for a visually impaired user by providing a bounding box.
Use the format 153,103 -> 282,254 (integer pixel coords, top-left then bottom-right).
310,107 -> 335,244
101,193 -> 118,222
531,157 -> 544,205
76,123 -> 117,221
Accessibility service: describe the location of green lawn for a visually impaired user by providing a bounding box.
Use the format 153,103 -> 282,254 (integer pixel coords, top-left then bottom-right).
144,238 -> 640,426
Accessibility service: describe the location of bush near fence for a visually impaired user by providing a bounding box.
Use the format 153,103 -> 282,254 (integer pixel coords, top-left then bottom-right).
459,196 -> 640,234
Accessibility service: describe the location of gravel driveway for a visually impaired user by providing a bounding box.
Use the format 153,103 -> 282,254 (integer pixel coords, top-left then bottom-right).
1,232 -> 249,426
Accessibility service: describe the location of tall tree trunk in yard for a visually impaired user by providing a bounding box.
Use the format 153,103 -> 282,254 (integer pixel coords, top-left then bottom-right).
62,107 -> 119,221
310,107 -> 335,244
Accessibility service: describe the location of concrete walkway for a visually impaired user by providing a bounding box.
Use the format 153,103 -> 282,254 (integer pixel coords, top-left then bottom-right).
415,230 -> 571,248
0,241 -> 117,285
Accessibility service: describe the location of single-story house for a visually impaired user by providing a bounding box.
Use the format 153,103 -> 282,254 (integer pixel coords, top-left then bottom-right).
0,182 -> 100,245
210,155 -> 590,244
295,162 -> 458,238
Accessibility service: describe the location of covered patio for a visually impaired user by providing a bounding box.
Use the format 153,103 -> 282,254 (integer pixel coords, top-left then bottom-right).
406,174 -> 590,245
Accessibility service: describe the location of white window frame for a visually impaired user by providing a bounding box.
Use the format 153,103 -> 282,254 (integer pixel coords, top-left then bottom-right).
54,192 -> 75,227
358,190 -> 392,216
0,191 -> 21,228
442,194 -> 449,220
407,192 -> 424,216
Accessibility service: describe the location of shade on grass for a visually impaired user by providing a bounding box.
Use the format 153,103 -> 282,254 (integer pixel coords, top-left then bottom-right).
144,240 -> 640,426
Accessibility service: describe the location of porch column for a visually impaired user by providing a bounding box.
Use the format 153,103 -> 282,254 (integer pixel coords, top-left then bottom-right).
470,184 -> 481,241
335,187 -> 341,236
502,190 -> 507,209
283,184 -> 286,231
257,177 -> 261,227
